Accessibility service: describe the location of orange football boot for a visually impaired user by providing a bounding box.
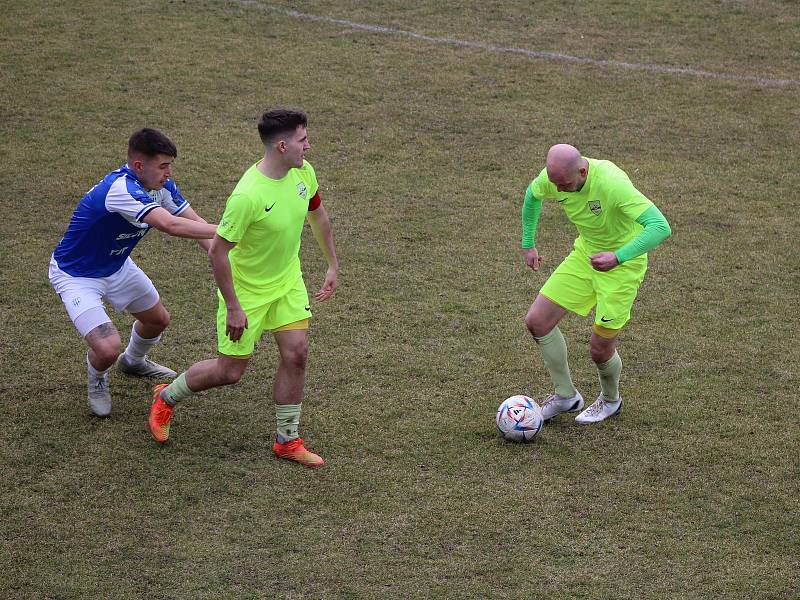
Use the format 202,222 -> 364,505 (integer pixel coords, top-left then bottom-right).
148,384 -> 174,444
273,437 -> 325,468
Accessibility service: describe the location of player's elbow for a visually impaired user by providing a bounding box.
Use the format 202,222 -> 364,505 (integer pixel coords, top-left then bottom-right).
208,246 -> 228,269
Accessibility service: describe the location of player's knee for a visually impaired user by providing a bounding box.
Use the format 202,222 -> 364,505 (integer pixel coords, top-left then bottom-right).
225,371 -> 244,385
219,366 -> 244,385
150,308 -> 171,332
590,346 -> 605,363
590,341 -> 615,364
94,342 -> 121,366
86,325 -> 122,366
282,345 -> 308,370
524,311 -> 538,335
524,311 -> 549,337
590,328 -> 619,363
215,356 -> 249,386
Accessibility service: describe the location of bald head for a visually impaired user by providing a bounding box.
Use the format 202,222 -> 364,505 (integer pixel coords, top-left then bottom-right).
547,144 -> 581,170
546,144 -> 588,192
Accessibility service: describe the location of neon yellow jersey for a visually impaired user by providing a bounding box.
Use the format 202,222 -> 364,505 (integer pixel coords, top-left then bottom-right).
217,160 -> 318,301
531,158 -> 653,255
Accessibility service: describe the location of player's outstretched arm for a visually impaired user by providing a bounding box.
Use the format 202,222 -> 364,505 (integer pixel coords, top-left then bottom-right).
143,206 -> 217,240
306,204 -> 339,302
208,234 -> 247,341
177,206 -> 214,251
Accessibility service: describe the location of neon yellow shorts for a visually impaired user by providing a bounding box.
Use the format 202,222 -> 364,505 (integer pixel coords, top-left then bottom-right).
217,276 -> 312,357
540,248 -> 647,333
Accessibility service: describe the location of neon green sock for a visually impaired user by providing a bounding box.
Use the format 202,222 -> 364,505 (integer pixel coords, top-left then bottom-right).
161,372 -> 193,405
596,352 -> 622,400
534,327 -> 576,398
276,403 -> 302,442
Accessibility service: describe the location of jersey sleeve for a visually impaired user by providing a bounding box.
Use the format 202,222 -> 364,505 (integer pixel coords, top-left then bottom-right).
299,160 -> 320,210
158,179 -> 190,216
608,171 -> 653,221
530,168 -> 554,200
302,160 -> 319,198
104,176 -> 159,223
217,192 -> 259,243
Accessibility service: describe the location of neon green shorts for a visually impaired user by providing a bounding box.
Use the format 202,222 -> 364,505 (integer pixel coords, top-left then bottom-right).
217,276 -> 312,357
539,248 -> 647,331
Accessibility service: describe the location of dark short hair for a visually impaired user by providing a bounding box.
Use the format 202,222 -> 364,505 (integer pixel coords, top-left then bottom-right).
257,109 -> 307,145
127,128 -> 177,158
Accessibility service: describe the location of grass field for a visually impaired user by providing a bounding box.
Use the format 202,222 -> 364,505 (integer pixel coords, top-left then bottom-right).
1,1 -> 798,598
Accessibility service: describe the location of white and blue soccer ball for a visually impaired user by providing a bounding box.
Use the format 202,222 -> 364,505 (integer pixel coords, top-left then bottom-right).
496,395 -> 544,442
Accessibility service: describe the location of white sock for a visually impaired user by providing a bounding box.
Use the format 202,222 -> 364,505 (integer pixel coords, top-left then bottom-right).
123,326 -> 160,363
86,354 -> 111,379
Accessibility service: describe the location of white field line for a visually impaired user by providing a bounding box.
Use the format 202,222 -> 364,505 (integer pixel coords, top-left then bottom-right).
230,0 -> 799,88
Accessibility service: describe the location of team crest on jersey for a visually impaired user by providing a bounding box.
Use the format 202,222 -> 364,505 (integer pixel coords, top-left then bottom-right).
588,200 -> 602,215
297,182 -> 307,199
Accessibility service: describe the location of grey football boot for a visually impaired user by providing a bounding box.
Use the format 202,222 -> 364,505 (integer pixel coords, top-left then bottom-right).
117,354 -> 177,379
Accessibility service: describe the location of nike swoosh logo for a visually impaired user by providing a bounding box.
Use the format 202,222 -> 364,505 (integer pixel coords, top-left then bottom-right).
600,316 -> 614,323
558,198 -> 567,203
304,305 -> 311,311
265,203 -> 276,212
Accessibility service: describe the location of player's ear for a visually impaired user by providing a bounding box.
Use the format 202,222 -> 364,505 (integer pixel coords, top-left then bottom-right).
276,140 -> 286,153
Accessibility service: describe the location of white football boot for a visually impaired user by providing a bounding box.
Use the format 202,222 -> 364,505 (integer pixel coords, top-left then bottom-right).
575,394 -> 623,424
87,369 -> 112,417
540,391 -> 584,421
117,354 -> 177,379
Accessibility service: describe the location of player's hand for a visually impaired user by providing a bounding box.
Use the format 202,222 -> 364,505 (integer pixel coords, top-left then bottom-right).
522,248 -> 542,272
590,252 -> 618,272
226,306 -> 248,341
314,266 -> 338,302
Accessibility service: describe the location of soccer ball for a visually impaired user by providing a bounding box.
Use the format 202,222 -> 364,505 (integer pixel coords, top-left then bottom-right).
496,395 -> 544,442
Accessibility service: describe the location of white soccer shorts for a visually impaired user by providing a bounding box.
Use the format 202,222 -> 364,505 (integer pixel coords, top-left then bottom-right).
49,255 -> 160,337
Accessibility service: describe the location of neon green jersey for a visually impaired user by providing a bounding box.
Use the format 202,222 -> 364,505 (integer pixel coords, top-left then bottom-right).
217,160 -> 318,301
531,158 -> 653,255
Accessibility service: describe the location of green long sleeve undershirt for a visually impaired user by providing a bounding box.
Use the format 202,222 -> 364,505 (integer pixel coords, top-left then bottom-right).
520,189 -> 672,264
520,184 -> 541,248
614,204 -> 672,263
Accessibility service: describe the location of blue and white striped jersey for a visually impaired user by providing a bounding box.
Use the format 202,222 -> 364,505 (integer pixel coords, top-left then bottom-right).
53,165 -> 189,277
